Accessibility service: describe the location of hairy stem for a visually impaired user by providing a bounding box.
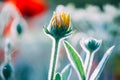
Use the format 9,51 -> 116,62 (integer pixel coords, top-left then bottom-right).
48,39 -> 60,80
86,52 -> 94,80
85,52 -> 90,72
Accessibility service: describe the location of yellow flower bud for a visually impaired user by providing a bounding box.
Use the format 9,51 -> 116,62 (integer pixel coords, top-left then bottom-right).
44,11 -> 72,39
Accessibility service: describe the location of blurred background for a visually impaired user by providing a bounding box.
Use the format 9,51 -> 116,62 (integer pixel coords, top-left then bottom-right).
0,0 -> 120,80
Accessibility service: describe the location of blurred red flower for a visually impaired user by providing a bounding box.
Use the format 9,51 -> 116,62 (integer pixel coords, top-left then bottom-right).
2,17 -> 14,37
5,0 -> 48,18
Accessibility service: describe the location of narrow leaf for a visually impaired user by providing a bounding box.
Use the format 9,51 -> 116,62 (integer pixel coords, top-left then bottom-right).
61,64 -> 72,80
55,73 -> 61,80
64,41 -> 85,80
90,46 -> 115,80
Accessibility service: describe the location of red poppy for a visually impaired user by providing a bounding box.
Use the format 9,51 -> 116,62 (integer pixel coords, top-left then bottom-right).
5,0 -> 48,18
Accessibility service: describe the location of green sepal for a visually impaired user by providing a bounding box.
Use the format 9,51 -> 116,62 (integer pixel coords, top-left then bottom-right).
44,24 -> 72,40
43,26 -> 51,35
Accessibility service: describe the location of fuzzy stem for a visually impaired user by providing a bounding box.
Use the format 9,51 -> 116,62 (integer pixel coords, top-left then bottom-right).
86,52 -> 94,80
84,52 -> 90,72
48,38 -> 60,80
4,38 -> 12,63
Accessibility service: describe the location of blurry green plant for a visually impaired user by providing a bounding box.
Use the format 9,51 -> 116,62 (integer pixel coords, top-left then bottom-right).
64,38 -> 115,80
1,38 -> 13,80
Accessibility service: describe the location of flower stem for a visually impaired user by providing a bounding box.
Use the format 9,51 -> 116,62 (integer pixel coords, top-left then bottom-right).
49,38 -> 60,80
86,52 -> 94,80
85,52 -> 90,72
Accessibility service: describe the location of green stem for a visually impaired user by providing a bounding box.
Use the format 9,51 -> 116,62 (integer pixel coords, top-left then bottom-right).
86,52 -> 91,73
85,52 -> 90,72
86,52 -> 94,80
49,38 -> 60,80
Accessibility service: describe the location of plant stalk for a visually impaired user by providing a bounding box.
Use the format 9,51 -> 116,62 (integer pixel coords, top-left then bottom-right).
86,52 -> 94,80
49,38 -> 60,80
85,52 -> 90,72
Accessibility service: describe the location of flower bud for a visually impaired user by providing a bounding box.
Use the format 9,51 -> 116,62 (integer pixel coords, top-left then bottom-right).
16,24 -> 23,35
44,11 -> 72,39
80,38 -> 102,54
2,63 -> 13,80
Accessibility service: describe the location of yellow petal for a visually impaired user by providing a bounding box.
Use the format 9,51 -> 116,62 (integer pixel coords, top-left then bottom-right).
66,13 -> 70,27
53,12 -> 59,27
51,11 -> 70,28
61,12 -> 66,23
62,13 -> 68,27
51,12 -> 56,24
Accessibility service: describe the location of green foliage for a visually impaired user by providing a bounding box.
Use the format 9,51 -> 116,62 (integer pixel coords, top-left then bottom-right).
90,46 -> 115,80
64,41 -> 85,80
64,40 -> 115,80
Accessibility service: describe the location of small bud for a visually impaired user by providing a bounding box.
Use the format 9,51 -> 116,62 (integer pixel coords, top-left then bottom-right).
44,11 -> 72,39
55,73 -> 61,80
16,24 -> 23,35
80,38 -> 102,54
2,63 -> 13,80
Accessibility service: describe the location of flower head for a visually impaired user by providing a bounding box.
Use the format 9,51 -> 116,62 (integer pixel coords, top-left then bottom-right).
80,38 -> 102,54
44,11 -> 72,39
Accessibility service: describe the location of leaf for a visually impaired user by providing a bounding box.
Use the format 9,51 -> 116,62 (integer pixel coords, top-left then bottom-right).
64,41 -> 86,80
61,64 -> 72,80
89,46 -> 115,80
55,73 -> 61,80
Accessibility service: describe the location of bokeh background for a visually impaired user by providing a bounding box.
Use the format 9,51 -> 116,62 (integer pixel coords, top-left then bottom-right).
0,0 -> 120,80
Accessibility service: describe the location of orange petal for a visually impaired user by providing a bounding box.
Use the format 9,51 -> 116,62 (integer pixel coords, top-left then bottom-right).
2,17 -> 14,37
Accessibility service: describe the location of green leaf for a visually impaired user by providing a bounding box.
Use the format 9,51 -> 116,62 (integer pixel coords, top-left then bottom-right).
64,41 -> 86,80
55,73 -> 61,80
89,46 -> 115,80
61,64 -> 72,80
